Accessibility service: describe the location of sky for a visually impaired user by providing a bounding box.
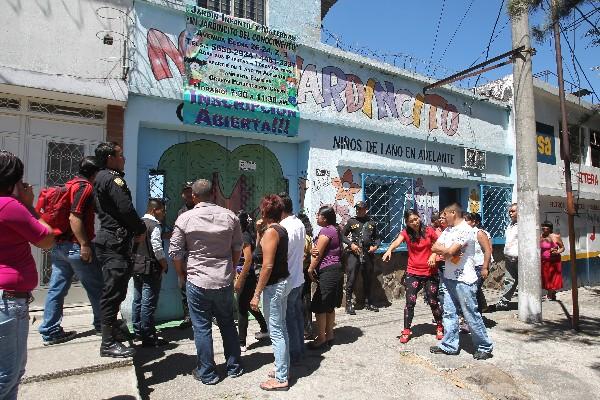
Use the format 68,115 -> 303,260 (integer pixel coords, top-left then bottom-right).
321,0 -> 599,104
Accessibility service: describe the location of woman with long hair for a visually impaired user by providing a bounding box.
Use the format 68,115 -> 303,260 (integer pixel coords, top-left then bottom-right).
250,195 -> 290,391
234,210 -> 269,352
306,205 -> 344,349
540,221 -> 564,300
0,151 -> 54,399
382,209 -> 443,344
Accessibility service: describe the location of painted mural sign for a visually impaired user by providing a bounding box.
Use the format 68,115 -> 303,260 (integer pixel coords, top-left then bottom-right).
331,135 -> 458,166
536,122 -> 556,165
182,6 -> 299,136
296,56 -> 461,136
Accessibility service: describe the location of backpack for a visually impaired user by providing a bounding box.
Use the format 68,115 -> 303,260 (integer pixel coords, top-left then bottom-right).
35,179 -> 87,237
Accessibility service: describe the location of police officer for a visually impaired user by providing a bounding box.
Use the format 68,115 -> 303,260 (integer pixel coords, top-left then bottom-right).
94,142 -> 146,358
342,201 -> 381,315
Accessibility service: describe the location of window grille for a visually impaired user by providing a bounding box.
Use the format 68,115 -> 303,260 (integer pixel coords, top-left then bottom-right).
46,142 -> 85,186
196,0 -> 265,24
149,170 -> 166,200
0,96 -> 20,110
361,173 -> 414,248
480,185 -> 513,243
29,101 -> 104,120
591,130 -> 600,168
463,148 -> 486,170
560,123 -> 584,164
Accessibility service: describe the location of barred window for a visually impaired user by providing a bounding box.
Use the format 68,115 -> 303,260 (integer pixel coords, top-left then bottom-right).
559,123 -> 585,164
196,0 -> 265,24
362,174 -> 414,248
480,185 -> 512,242
29,101 -> 104,120
46,142 -> 85,186
149,170 -> 166,199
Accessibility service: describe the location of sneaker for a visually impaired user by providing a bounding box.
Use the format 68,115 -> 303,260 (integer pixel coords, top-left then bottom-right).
491,302 -> 510,312
192,368 -> 219,385
429,346 -> 459,356
255,331 -> 270,340
228,368 -> 244,378
43,330 -> 77,346
399,329 -> 411,344
365,304 -> 379,312
179,316 -> 192,329
240,344 -> 247,353
473,351 -> 493,360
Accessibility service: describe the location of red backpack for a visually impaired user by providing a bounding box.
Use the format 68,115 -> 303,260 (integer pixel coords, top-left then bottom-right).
35,179 -> 87,237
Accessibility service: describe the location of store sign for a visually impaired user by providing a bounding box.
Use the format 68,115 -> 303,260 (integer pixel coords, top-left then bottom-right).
182,6 -> 299,136
536,122 -> 556,165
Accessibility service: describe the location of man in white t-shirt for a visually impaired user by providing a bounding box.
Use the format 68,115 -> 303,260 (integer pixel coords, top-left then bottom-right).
430,203 -> 493,360
492,203 -> 518,311
279,193 -> 306,364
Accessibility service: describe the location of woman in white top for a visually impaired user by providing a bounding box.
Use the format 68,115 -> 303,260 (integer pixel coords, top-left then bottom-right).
465,213 -> 493,312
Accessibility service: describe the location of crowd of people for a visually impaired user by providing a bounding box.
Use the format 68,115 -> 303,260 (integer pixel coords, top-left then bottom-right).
0,144 -> 567,397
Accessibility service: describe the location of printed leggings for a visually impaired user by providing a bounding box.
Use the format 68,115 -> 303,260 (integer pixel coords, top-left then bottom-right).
404,273 -> 443,330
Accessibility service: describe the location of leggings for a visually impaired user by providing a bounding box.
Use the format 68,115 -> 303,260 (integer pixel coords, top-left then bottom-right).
237,271 -> 268,345
404,273 -> 443,329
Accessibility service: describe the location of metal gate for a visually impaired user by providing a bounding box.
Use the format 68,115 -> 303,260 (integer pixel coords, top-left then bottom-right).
361,173 -> 414,247
480,184 -> 513,242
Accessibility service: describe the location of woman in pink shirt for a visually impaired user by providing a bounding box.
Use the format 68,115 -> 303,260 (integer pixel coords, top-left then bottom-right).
0,151 -> 54,400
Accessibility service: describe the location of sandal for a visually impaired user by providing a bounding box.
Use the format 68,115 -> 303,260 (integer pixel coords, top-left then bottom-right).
399,328 -> 412,344
260,378 -> 289,391
436,324 -> 444,340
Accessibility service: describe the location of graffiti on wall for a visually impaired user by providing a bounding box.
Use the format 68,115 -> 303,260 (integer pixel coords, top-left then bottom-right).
157,139 -> 287,224
296,56 -> 461,136
332,169 -> 361,206
143,29 -> 462,137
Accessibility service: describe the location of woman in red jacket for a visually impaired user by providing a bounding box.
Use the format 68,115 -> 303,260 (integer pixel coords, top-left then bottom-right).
383,209 -> 443,344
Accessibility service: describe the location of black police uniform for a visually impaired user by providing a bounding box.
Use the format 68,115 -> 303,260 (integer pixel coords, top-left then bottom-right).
94,168 -> 146,357
342,215 -> 381,313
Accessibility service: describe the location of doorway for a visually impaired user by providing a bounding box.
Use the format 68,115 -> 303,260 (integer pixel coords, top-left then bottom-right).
439,187 -> 462,210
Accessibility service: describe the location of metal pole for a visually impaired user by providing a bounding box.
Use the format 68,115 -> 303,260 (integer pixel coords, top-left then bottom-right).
511,5 -> 542,322
552,0 -> 579,330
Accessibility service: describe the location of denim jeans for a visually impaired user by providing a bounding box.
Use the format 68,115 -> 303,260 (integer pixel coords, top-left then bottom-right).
500,256 -> 518,305
132,272 -> 162,339
186,282 -> 243,383
263,279 -> 290,383
39,242 -> 104,339
0,297 -> 29,400
286,284 -> 305,363
438,278 -> 494,354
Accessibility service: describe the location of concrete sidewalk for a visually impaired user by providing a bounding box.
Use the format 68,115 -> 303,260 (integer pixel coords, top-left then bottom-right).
18,287 -> 600,399
135,287 -> 600,400
19,307 -> 139,400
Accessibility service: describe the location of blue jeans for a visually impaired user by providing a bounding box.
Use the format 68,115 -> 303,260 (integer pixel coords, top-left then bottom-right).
438,278 -> 493,354
0,297 -> 29,400
39,242 -> 104,339
286,284 -> 305,363
186,282 -> 243,383
132,272 -> 162,339
263,279 -> 290,383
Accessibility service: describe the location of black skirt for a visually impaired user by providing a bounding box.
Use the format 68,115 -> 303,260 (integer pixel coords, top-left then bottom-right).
310,263 -> 343,314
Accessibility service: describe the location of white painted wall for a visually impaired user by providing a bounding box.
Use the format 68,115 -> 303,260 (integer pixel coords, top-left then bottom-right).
0,0 -> 132,80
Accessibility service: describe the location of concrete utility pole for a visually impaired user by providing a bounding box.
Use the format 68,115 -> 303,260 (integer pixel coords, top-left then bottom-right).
552,0 -> 579,330
511,5 -> 542,322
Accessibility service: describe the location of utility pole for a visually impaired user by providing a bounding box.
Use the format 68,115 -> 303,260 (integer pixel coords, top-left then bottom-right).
552,0 -> 579,330
511,4 -> 542,322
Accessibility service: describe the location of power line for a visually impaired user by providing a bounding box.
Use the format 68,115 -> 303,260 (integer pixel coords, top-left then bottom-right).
472,0 -> 506,87
427,0 -> 447,74
432,0 -> 475,76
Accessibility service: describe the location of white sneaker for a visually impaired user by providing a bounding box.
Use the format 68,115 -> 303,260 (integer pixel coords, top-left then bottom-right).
255,331 -> 270,340
240,345 -> 247,353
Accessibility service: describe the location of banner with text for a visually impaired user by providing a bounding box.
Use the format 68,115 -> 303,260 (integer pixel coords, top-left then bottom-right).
183,6 -> 299,136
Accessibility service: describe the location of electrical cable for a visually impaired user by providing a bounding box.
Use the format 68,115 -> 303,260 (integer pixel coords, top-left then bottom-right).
432,0 -> 475,76
472,0 -> 506,88
427,0 -> 447,74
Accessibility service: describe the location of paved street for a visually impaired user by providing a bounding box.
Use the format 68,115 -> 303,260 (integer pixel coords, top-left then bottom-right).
133,288 -> 600,400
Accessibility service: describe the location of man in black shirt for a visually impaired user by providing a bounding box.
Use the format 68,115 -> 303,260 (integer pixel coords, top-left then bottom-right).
342,201 -> 381,314
94,142 -> 146,358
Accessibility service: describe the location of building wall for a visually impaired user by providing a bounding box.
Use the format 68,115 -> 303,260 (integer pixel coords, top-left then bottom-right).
124,1 -> 514,319
0,0 -> 132,80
